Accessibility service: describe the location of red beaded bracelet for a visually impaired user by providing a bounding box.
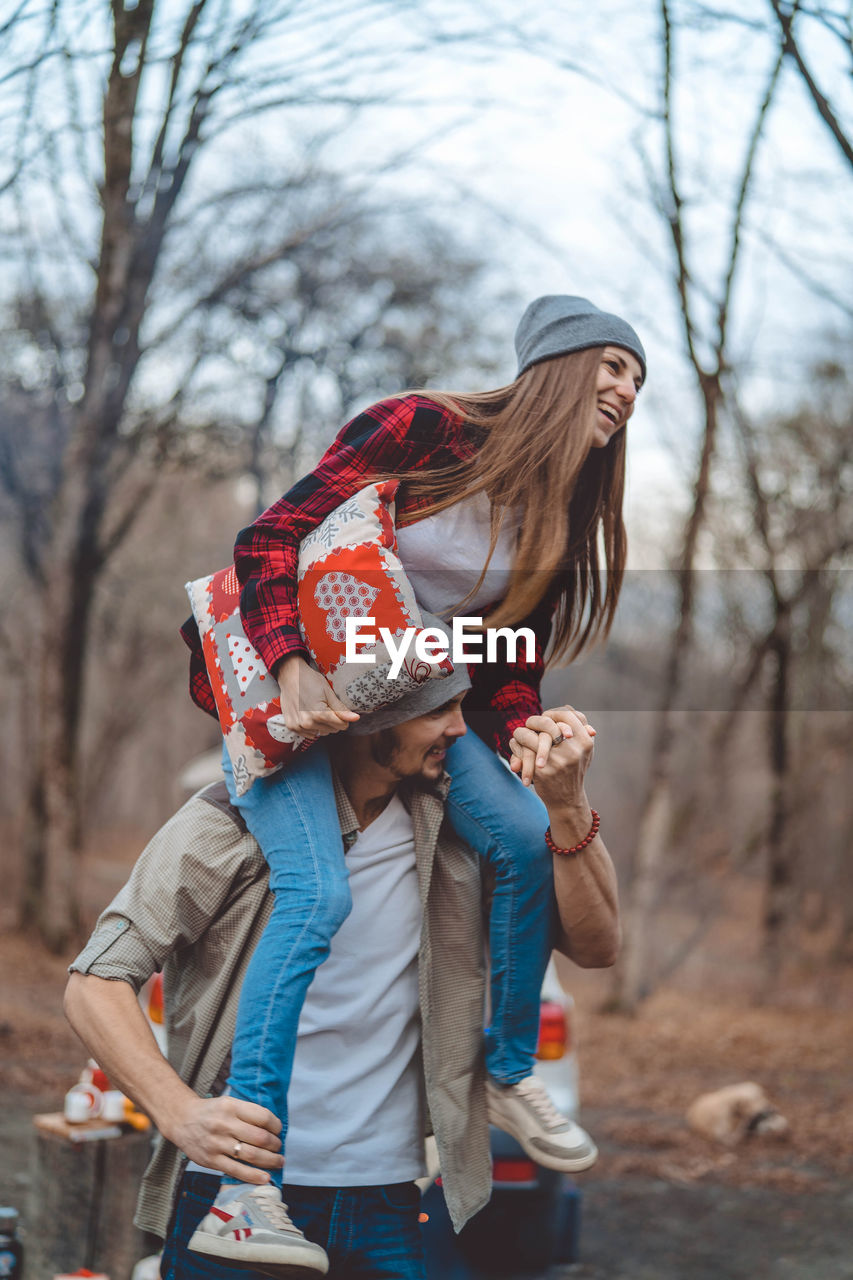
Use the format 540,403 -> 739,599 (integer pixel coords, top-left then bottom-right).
545,809 -> 600,855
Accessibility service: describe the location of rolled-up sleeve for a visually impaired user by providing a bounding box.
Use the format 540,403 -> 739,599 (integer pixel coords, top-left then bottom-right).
69,789 -> 261,988
70,914 -> 162,991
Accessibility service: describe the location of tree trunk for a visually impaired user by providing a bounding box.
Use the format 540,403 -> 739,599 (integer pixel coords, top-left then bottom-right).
609,765 -> 674,1011
26,435 -> 106,946
19,767 -> 47,930
16,0 -> 157,944
761,607 -> 792,987
608,380 -> 721,1012
30,571 -> 87,946
37,712 -> 83,949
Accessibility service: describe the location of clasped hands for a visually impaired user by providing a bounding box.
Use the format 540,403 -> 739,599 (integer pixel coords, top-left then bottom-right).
508,705 -> 596,798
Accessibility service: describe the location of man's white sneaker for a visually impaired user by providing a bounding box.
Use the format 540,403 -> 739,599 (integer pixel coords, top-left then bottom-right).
486,1076 -> 599,1172
188,1184 -> 329,1277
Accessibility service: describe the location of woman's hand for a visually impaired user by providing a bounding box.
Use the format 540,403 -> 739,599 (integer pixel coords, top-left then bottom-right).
509,706 -> 596,790
275,653 -> 360,737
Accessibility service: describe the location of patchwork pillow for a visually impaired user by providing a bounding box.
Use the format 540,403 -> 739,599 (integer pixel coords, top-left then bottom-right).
185,479 -> 453,795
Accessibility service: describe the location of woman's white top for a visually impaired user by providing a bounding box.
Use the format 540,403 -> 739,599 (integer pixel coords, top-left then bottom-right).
395,491 -> 522,620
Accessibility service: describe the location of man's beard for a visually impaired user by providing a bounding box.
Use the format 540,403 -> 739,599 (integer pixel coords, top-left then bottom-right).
369,727 -> 401,770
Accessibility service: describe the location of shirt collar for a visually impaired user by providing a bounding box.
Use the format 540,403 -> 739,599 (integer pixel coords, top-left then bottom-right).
331,769 -> 361,850
331,768 -> 451,848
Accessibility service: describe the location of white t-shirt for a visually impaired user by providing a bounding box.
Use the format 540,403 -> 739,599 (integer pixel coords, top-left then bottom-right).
395,491 -> 522,619
190,792 -> 426,1185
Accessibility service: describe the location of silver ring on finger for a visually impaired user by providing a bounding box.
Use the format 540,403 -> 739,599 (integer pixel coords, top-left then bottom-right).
233,1140 -> 242,1159
552,732 -> 564,746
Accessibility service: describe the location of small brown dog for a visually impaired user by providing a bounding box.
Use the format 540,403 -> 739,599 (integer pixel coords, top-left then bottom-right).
686,1082 -> 789,1146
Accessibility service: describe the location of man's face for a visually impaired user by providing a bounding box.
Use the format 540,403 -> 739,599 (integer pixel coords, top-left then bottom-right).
370,692 -> 468,782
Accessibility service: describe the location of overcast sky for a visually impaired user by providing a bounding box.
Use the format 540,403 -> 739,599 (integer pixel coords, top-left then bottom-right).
3,0 -> 850,563
289,0 -> 852,559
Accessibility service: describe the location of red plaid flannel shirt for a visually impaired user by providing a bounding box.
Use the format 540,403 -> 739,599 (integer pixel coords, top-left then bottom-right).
181,394 -> 553,757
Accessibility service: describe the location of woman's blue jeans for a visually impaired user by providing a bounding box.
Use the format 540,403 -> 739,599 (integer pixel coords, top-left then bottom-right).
223,728 -> 554,1170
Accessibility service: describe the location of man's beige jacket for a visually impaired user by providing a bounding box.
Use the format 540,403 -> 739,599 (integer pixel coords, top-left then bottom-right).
70,775 -> 492,1236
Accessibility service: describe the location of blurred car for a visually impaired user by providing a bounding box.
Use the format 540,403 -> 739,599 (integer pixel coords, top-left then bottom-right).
421,959 -> 584,1278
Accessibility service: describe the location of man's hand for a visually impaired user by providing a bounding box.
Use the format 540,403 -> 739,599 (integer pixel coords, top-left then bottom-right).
512,707 -> 620,968
167,1095 -> 283,1185
275,653 -> 360,737
64,974 -> 284,1184
508,705 -> 596,797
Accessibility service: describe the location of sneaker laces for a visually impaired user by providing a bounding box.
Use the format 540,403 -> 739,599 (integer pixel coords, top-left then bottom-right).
514,1077 -> 569,1131
248,1186 -> 299,1232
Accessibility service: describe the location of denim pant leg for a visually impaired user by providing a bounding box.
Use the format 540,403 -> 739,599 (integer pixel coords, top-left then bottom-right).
344,1184 -> 426,1280
162,1174 -> 425,1280
445,731 -> 555,1085
161,1172 -> 257,1280
223,746 -> 352,1175
284,1184 -> 425,1280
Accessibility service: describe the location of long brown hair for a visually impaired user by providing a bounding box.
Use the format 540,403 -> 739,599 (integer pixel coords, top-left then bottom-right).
392,348 -> 628,662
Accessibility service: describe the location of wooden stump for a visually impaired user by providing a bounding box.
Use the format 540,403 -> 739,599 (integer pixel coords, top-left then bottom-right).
27,1115 -> 155,1280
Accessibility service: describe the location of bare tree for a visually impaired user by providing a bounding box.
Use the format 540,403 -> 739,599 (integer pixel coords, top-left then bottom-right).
0,0 -> 508,947
609,0 -> 786,1011
767,0 -> 853,169
724,364 -> 853,983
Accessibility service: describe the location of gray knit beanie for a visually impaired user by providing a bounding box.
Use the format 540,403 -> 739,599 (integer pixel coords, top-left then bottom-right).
349,612 -> 470,735
515,295 -> 646,380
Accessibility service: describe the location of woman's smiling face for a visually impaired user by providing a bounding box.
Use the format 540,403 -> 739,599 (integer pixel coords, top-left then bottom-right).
590,346 -> 644,448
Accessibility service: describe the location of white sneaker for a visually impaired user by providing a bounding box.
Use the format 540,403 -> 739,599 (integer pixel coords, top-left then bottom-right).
486,1076 -> 599,1172
188,1184 -> 329,1277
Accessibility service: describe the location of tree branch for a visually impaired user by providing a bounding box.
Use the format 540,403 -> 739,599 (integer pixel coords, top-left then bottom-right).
769,0 -> 853,168
660,0 -> 701,373
141,0 -> 210,214
717,43 -> 784,354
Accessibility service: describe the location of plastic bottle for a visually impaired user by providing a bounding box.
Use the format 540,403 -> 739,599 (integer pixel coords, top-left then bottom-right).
0,1208 -> 22,1280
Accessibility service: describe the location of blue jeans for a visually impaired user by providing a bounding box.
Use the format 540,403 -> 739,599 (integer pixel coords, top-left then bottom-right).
443,731 -> 555,1083
224,729 -> 554,1165
224,743 -> 352,1183
161,1171 -> 425,1280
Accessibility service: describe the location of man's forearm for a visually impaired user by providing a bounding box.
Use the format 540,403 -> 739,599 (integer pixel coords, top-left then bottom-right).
548,800 -> 621,968
515,705 -> 621,968
64,972 -> 283,1182
64,972 -> 198,1140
